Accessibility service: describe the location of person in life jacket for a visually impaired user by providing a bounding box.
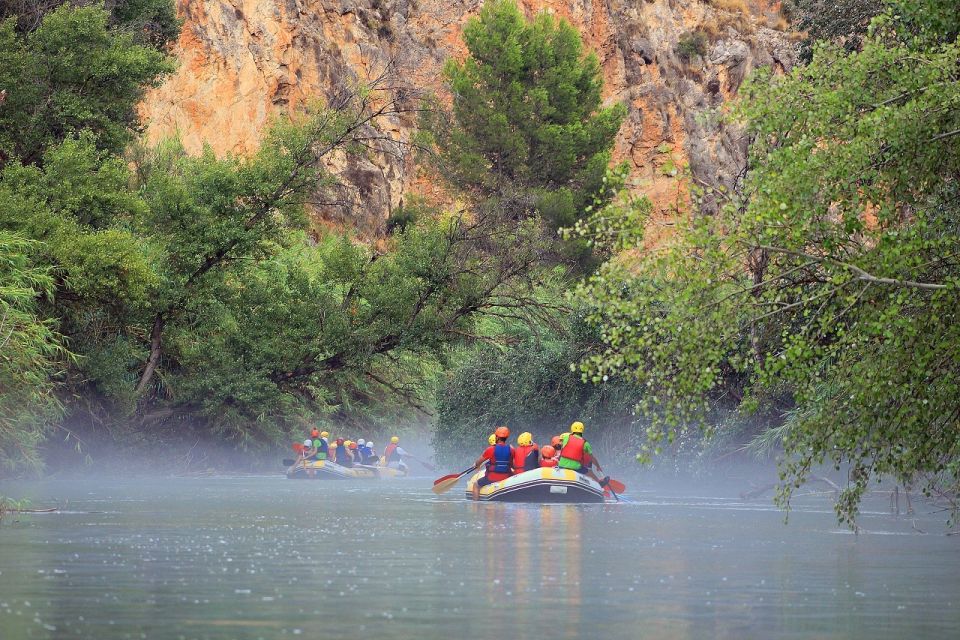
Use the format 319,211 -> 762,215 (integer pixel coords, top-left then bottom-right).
362,441 -> 377,465
472,426 -> 514,500
348,441 -> 360,465
512,432 -> 540,474
383,436 -> 408,471
301,439 -> 317,461
334,437 -> 354,467
558,421 -> 609,487
539,445 -> 558,468
315,431 -> 329,460
307,428 -> 321,460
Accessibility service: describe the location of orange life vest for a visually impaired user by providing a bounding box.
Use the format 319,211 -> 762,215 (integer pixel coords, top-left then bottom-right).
384,443 -> 399,462
540,458 -> 558,468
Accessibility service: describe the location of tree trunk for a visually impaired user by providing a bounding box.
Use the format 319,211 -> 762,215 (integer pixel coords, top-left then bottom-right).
136,313 -> 164,394
748,247 -> 769,366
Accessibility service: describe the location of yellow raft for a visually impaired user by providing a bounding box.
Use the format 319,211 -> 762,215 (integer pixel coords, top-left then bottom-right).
286,459 -> 407,480
464,466 -> 607,503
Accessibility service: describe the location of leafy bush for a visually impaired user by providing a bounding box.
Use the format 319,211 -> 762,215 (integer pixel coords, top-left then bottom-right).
675,30 -> 709,63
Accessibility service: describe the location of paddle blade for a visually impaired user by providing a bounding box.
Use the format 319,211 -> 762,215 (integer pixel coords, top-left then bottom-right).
417,459 -> 437,472
432,465 -> 477,494
431,475 -> 462,495
433,473 -> 460,486
607,478 -> 626,494
282,458 -> 295,467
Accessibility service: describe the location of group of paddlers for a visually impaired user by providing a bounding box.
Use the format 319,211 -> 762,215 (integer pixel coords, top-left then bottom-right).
470,421 -> 608,500
299,429 -> 409,470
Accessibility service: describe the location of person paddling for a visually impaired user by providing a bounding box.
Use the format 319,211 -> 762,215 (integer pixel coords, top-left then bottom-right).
512,432 -> 540,474
383,436 -> 409,472
301,438 -> 317,461
558,421 -> 609,487
471,426 -> 514,500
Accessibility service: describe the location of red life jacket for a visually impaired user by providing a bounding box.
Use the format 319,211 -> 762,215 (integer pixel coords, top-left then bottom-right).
384,443 -> 398,462
560,434 -> 586,466
512,444 -> 539,473
540,458 -> 558,468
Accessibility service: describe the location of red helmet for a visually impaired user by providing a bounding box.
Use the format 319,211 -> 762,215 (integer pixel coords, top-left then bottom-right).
336,438 -> 344,445
311,428 -> 320,437
494,426 -> 510,439
541,445 -> 556,458
551,436 -> 562,448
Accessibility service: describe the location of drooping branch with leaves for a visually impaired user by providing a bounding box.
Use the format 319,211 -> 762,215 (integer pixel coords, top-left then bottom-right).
572,0 -> 960,525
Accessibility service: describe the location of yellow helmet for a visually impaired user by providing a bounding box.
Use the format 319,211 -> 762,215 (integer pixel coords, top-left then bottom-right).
570,421 -> 585,434
488,433 -> 496,445
391,436 -> 399,444
320,431 -> 329,438
518,432 -> 533,446
344,440 -> 352,447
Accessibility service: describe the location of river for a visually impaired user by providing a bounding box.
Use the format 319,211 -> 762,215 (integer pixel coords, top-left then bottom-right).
0,475 -> 957,639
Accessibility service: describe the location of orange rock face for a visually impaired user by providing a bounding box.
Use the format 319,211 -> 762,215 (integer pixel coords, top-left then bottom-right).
142,0 -> 796,235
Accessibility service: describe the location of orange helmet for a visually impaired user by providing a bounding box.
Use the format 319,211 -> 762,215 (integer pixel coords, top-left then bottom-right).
551,436 -> 562,448
311,428 -> 320,437
541,445 -> 556,458
494,426 -> 510,439
349,441 -> 358,450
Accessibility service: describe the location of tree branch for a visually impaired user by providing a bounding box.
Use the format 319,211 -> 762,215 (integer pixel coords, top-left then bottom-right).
757,245 -> 950,291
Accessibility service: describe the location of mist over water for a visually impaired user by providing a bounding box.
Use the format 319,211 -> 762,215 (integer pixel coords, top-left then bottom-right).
1,471 -> 957,640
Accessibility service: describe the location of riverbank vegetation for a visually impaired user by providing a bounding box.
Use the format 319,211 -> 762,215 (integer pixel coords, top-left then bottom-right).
571,0 -> 959,524
0,0 -> 956,526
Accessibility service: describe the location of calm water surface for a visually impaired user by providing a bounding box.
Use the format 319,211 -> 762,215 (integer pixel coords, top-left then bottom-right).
0,475 -> 957,639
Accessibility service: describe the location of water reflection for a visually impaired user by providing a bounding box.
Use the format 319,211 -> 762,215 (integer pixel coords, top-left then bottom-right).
1,478 -> 958,640
471,504 -> 586,637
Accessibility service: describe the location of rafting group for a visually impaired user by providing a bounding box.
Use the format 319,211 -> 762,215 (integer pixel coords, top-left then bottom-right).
285,421 -> 624,503
435,421 -> 625,503
286,430 -> 424,480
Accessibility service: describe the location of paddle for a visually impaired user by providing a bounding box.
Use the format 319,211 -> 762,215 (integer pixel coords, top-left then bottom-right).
605,480 -> 621,502
606,478 -> 626,494
431,465 -> 478,495
409,455 -> 436,472
282,458 -> 295,466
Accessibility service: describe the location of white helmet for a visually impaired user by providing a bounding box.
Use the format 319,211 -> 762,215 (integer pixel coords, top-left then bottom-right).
366,442 -> 373,449
358,439 -> 366,446
303,439 -> 312,447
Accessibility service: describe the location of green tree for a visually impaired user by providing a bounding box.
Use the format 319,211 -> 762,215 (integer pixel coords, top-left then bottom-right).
422,0 -> 626,267
572,0 -> 960,525
0,232 -> 66,471
0,4 -> 173,166
0,1 -> 180,49
780,0 -> 884,60
433,310 -> 639,467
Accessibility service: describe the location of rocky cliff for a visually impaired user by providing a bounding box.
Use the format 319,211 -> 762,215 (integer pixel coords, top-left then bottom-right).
142,0 -> 796,235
